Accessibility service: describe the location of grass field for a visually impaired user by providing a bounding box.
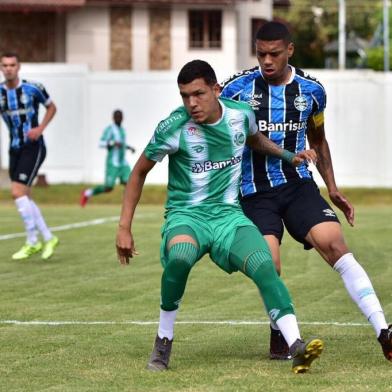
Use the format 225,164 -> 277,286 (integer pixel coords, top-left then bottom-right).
0,199 -> 392,391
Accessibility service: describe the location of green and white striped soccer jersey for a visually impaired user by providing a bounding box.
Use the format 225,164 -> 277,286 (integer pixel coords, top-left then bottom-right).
100,124 -> 128,167
144,98 -> 258,209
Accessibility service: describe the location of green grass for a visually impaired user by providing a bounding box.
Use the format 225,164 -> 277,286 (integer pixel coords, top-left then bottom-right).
1,184 -> 392,205
0,203 -> 392,391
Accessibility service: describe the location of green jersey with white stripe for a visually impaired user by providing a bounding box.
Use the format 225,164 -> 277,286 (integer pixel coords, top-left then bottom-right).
100,124 -> 128,167
144,98 -> 258,209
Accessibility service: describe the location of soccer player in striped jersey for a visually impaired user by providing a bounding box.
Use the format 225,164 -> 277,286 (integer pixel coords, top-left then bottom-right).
116,60 -> 324,373
80,110 -> 135,207
220,21 -> 392,362
0,52 -> 59,260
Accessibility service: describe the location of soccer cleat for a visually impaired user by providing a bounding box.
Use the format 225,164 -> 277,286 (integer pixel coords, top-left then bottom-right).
146,335 -> 173,371
290,338 -> 324,374
269,326 -> 291,360
79,190 -> 89,207
41,236 -> 59,260
378,324 -> 392,361
12,242 -> 43,260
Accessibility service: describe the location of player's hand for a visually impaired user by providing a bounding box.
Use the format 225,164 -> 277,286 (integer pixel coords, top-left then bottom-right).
26,126 -> 43,141
329,190 -> 354,226
116,226 -> 139,265
292,149 -> 317,166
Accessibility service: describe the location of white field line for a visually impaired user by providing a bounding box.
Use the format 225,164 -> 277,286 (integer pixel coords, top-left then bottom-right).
0,216 -> 120,241
0,320 -> 369,327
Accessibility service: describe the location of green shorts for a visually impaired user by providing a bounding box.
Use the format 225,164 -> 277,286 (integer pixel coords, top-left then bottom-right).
105,164 -> 131,188
160,204 -> 257,274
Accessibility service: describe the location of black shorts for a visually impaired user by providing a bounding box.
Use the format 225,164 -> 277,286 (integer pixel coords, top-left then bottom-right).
240,180 -> 340,250
9,142 -> 46,186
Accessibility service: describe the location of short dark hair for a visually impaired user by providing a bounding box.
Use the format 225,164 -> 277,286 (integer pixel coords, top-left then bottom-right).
177,60 -> 217,86
256,21 -> 292,44
1,51 -> 20,62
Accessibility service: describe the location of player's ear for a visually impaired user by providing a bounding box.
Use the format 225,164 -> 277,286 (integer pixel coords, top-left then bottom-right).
287,42 -> 294,58
213,83 -> 221,98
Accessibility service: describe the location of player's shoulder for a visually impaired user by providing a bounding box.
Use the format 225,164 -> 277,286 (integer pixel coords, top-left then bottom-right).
294,67 -> 325,92
220,66 -> 260,89
155,106 -> 189,135
0,81 -> 5,91
220,97 -> 253,112
21,79 -> 47,91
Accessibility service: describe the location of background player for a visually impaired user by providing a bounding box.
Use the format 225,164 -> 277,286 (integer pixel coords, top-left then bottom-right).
220,21 -> 392,362
80,109 -> 135,206
0,52 -> 59,260
116,60 -> 323,374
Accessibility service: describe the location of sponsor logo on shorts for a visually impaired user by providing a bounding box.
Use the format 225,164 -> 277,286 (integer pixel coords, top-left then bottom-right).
258,120 -> 307,132
19,173 -> 28,181
192,156 -> 242,173
323,208 -> 336,217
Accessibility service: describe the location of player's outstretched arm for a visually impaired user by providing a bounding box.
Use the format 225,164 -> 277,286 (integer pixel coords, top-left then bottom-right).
307,118 -> 354,226
246,133 -> 317,166
116,153 -> 156,265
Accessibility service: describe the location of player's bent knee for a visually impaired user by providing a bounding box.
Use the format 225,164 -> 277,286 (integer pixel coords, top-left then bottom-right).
166,242 -> 199,276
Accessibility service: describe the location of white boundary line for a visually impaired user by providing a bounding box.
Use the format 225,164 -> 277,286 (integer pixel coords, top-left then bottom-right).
0,216 -> 119,241
0,320 -> 369,327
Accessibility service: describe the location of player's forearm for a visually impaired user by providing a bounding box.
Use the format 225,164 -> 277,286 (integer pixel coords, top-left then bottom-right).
313,139 -> 338,193
248,133 -> 295,162
119,172 -> 146,230
40,102 -> 57,132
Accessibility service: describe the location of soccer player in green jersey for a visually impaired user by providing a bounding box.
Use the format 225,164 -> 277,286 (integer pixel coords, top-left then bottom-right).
80,110 -> 135,206
116,60 -> 323,373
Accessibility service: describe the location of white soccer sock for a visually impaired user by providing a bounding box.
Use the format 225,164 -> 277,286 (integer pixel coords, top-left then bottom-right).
15,195 -> 38,245
276,314 -> 301,347
85,189 -> 93,197
30,199 -> 53,242
158,309 -> 178,340
334,253 -> 388,336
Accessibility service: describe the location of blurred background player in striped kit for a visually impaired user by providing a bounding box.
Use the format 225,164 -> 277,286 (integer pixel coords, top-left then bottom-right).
0,52 -> 59,260
80,109 -> 135,207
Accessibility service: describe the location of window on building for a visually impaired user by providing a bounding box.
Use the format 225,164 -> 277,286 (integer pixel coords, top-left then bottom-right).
251,18 -> 268,55
189,10 -> 222,49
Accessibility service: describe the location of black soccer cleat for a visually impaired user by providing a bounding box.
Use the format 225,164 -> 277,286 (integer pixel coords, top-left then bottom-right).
290,338 -> 324,374
269,326 -> 291,360
378,324 -> 392,361
146,335 -> 173,371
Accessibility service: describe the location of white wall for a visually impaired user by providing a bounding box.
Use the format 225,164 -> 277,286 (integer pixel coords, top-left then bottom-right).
235,0 -> 272,70
171,7 -> 237,78
1,66 -> 392,187
66,6 -> 110,71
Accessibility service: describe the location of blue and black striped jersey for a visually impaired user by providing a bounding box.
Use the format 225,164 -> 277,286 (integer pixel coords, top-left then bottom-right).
220,65 -> 326,196
0,79 -> 51,150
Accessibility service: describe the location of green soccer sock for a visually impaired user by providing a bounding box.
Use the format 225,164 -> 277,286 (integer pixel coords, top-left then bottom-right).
229,226 -> 294,322
246,252 -> 294,321
91,185 -> 112,196
160,242 -> 198,311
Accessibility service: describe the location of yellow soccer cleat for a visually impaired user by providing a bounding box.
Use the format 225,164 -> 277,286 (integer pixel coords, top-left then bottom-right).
290,338 -> 324,374
12,242 -> 43,260
41,236 -> 59,260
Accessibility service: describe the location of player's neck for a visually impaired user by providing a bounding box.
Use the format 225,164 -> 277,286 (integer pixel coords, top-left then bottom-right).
5,77 -> 20,89
266,65 -> 292,86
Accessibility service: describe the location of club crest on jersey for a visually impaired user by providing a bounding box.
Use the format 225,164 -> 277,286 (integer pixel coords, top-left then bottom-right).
294,95 -> 308,112
233,132 -> 245,146
20,93 -> 29,105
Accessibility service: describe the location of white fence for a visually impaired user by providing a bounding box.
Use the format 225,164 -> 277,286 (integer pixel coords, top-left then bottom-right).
1,65 -> 392,187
